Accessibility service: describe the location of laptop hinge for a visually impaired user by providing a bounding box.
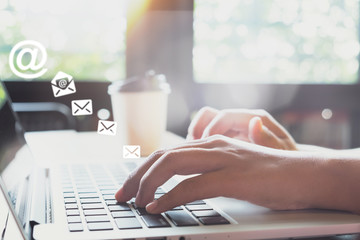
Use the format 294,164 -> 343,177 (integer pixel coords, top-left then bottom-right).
29,168 -> 51,227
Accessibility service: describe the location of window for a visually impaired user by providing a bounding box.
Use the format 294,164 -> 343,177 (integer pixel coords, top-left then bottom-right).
0,0 -> 126,81
194,0 -> 359,84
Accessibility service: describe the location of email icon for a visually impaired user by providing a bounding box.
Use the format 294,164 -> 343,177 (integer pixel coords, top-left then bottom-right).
123,145 -> 141,159
97,120 -> 117,136
72,99 -> 93,116
51,71 -> 76,97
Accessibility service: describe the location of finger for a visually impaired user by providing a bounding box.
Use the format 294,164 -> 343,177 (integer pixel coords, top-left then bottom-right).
187,107 -> 219,140
135,148 -> 227,206
115,137 -> 226,202
248,117 -> 283,149
146,171 -> 226,214
201,110 -> 242,139
115,149 -> 165,202
201,109 -> 290,139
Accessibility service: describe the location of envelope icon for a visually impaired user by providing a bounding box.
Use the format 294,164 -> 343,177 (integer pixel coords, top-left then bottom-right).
123,145 -> 141,159
72,99 -> 93,116
97,120 -> 117,136
51,71 -> 76,97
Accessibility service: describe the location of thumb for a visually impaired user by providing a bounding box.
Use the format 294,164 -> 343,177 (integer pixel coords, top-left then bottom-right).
248,117 -> 283,149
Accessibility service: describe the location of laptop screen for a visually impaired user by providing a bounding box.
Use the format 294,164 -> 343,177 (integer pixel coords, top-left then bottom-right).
0,80 -> 35,237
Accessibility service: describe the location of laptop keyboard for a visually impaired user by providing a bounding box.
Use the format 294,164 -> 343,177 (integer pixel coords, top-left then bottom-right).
60,163 -> 230,232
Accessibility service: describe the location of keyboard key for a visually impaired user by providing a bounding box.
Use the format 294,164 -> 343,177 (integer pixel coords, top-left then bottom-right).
108,204 -> 131,212
67,216 -> 82,223
86,216 -> 110,223
135,208 -> 148,216
62,184 -> 73,189
64,198 -> 77,204
186,204 -> 213,211
166,211 -> 199,226
111,211 -> 135,218
169,206 -> 183,211
83,209 -> 107,216
77,189 -> 97,194
141,214 -> 170,228
80,198 -> 101,204
87,222 -> 113,231
105,200 -> 118,206
63,193 -> 75,198
76,185 -> 95,190
79,193 -> 99,199
186,200 -> 206,205
62,189 -> 74,193
82,204 -> 104,210
99,186 -> 117,190
96,183 -> 114,187
115,217 -> 142,230
192,210 -> 220,218
66,210 -> 80,216
101,190 -> 116,195
155,188 -> 166,194
65,204 -> 78,210
68,223 -> 83,232
199,216 -> 230,225
103,195 -> 116,200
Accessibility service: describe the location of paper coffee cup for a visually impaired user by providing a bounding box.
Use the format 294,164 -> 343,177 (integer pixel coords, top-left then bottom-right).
108,71 -> 170,156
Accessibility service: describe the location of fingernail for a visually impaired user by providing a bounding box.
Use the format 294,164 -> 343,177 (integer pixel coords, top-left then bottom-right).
146,200 -> 158,213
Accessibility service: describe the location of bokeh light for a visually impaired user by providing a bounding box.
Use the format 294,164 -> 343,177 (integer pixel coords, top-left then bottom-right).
194,0 -> 360,84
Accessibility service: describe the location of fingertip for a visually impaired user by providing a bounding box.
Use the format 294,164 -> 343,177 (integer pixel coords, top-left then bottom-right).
115,187 -> 130,202
251,116 -> 263,129
249,117 -> 263,142
114,187 -> 123,202
145,200 -> 159,214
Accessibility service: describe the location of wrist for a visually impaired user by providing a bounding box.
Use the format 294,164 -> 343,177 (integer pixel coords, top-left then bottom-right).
291,152 -> 360,213
272,151 -> 329,210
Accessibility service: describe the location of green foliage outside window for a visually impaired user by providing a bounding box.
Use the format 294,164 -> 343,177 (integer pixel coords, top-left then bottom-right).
0,0 -> 126,82
194,0 -> 360,84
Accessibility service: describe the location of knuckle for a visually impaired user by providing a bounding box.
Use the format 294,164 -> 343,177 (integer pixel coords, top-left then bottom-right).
160,151 -> 177,165
219,109 -> 230,117
148,149 -> 165,159
200,106 -> 212,113
196,107 -> 213,118
255,109 -> 271,121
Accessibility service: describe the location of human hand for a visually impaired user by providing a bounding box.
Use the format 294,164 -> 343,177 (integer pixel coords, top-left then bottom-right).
187,107 -> 297,150
115,136 -> 313,214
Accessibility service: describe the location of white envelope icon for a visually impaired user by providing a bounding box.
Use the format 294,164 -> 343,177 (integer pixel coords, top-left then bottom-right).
97,120 -> 117,136
51,71 -> 76,97
72,99 -> 93,116
123,145 -> 141,159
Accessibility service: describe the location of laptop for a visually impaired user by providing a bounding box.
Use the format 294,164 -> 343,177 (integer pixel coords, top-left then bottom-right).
1,81 -> 360,240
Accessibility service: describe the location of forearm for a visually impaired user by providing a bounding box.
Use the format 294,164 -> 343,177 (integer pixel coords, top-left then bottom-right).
295,152 -> 360,214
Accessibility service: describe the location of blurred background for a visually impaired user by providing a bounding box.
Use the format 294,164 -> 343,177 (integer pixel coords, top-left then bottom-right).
1,0 -> 360,149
